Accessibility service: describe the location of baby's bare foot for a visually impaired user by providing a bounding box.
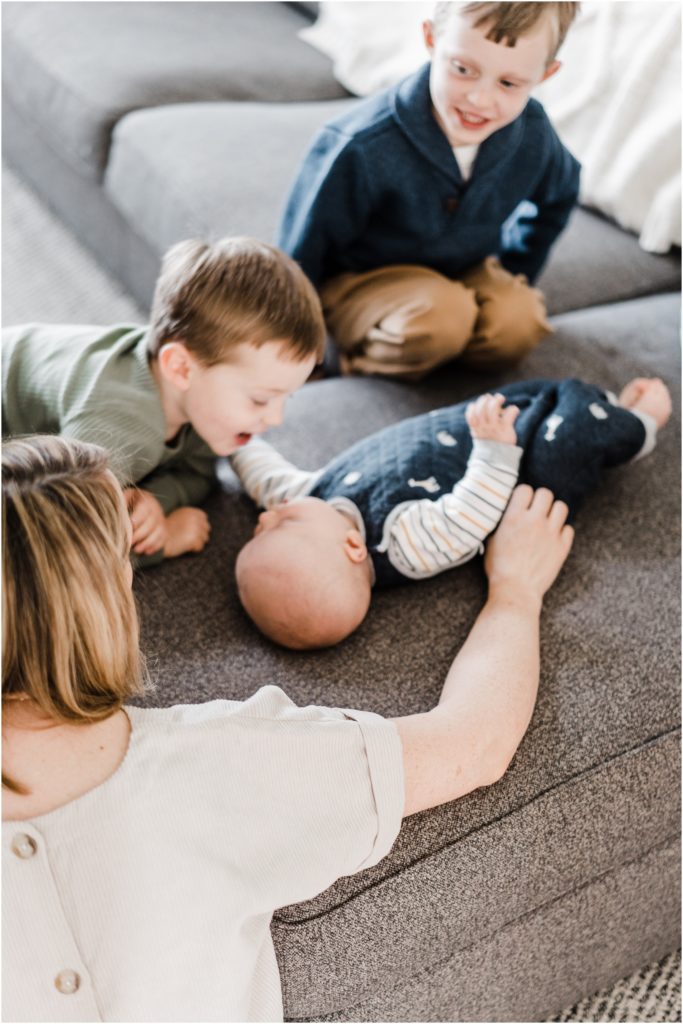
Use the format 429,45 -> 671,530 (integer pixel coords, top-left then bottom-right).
619,377 -> 672,429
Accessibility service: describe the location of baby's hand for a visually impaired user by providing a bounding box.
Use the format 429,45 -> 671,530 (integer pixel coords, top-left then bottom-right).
125,487 -> 168,556
164,507 -> 211,558
466,393 -> 519,445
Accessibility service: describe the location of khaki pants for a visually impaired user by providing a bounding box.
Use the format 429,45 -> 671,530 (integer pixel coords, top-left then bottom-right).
320,256 -> 552,380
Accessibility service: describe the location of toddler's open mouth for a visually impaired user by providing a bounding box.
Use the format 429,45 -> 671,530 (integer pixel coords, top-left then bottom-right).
235,432 -> 252,446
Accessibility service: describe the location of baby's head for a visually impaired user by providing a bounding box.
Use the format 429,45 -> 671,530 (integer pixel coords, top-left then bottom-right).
424,2 -> 579,147
147,236 -> 325,456
235,498 -> 373,649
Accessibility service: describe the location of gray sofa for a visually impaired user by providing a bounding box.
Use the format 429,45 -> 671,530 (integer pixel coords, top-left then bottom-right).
3,3 -> 681,1021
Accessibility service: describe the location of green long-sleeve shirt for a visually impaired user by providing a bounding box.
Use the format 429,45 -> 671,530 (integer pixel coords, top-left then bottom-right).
2,323 -> 218,560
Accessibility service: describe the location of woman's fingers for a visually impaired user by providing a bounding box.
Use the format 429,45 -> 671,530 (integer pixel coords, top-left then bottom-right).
530,487 -> 555,515
549,498 -> 570,529
508,483 -> 535,510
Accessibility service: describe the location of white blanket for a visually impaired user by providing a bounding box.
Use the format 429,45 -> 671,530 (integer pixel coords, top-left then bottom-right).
301,1 -> 681,252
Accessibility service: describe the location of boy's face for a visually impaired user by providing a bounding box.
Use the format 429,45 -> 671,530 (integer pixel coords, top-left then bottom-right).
180,341 -> 316,456
423,11 -> 560,148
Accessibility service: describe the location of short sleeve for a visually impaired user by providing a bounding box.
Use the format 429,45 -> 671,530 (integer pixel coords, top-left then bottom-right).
187,686 -> 405,910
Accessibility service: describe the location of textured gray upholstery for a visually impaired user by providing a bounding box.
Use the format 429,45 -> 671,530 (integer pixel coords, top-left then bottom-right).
133,293 -> 681,1017
537,208 -> 682,313
2,91 -> 161,306
2,2 -> 344,179
104,100 -> 357,252
288,840 -> 680,1021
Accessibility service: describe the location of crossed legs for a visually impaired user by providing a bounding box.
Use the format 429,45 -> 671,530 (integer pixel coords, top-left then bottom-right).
320,256 -> 552,380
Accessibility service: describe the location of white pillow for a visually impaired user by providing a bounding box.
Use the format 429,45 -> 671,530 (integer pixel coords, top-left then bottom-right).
535,2 -> 681,253
300,1 -> 432,95
300,1 -> 681,253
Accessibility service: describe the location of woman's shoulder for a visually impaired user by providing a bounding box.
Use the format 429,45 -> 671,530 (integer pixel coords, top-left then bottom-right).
128,686 -> 349,734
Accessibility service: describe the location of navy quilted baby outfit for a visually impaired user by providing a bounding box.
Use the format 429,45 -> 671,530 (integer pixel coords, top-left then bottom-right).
310,379 -> 645,586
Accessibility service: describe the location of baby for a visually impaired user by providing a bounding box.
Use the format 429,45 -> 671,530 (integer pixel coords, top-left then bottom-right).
232,377 -> 671,649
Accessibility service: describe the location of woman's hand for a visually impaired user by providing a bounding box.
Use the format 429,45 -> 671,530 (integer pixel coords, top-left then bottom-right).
485,485 -> 574,606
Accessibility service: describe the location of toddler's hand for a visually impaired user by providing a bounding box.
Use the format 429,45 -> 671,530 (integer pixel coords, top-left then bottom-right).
164,507 -> 211,558
125,487 -> 168,556
466,393 -> 519,445
484,485 -> 574,605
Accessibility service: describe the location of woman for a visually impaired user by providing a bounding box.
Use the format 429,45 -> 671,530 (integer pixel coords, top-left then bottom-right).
3,434 -> 572,1022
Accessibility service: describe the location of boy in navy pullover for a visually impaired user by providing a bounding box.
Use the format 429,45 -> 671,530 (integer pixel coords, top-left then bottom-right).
278,2 -> 581,379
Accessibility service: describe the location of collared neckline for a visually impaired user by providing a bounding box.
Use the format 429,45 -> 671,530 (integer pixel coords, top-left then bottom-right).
391,62 -> 527,184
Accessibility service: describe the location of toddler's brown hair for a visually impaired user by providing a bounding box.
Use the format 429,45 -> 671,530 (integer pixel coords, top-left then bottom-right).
148,236 -> 325,365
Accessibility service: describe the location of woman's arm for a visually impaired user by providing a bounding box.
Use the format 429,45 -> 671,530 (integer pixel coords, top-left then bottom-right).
392,485 -> 574,817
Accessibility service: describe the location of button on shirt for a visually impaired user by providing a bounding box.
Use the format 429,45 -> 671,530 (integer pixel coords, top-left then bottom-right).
2,687 -> 404,1022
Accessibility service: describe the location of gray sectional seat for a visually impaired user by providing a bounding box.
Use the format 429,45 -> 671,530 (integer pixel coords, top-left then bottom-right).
136,292 -> 681,1021
3,2 -> 346,178
2,1 -> 348,297
2,2 -> 680,1020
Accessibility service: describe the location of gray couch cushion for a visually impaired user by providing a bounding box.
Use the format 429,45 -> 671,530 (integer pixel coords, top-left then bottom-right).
285,838 -> 680,1020
538,207 -> 681,315
105,99 -> 681,314
105,99 -> 357,251
2,2 -> 346,181
133,292 -> 680,1014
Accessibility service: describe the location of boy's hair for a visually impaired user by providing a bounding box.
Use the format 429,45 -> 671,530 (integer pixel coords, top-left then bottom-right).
2,435 -> 145,791
148,236 -> 325,365
432,2 -> 580,61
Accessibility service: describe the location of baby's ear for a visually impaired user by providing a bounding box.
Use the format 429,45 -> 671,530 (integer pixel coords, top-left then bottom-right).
343,530 -> 368,564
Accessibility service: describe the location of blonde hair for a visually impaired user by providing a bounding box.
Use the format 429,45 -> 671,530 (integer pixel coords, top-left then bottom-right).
432,2 -> 580,61
2,435 -> 145,790
148,236 -> 326,365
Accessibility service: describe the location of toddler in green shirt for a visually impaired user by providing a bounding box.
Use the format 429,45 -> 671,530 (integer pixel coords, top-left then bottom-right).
2,237 -> 324,563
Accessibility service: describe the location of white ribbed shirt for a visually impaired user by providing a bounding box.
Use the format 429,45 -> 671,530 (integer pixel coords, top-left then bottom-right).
2,687 -> 404,1022
453,143 -> 479,180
